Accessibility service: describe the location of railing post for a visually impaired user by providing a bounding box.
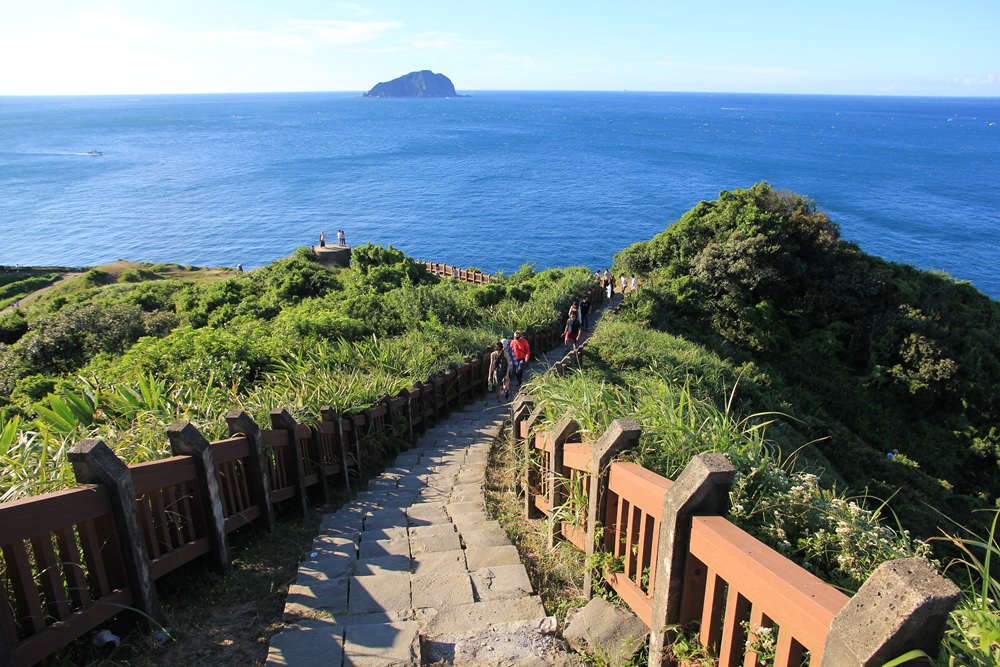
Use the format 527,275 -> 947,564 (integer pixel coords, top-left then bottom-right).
511,395 -> 535,449
584,418 -> 642,597
67,439 -> 164,628
225,410 -> 275,531
523,404 -> 546,519
426,375 -> 439,422
319,407 -> 351,490
166,422 -> 231,574
547,417 -> 579,549
397,389 -> 414,443
648,453 -> 736,667
308,423 -> 331,504
820,558 -> 961,666
270,409 -> 310,516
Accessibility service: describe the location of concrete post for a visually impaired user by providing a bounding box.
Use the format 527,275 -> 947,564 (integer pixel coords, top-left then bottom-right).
270,409 -> 309,516
426,375 -> 439,422
648,453 -> 736,667
166,421 -> 231,574
319,407 -> 351,490
583,418 -> 642,597
397,389 -> 414,443
224,410 -> 275,531
68,439 -> 164,627
547,417 -> 580,549
523,404 -> 546,519
511,395 -> 535,449
821,558 -> 961,666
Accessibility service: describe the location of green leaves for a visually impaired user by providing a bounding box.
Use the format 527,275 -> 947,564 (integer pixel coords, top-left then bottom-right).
0,415 -> 20,456
34,389 -> 97,434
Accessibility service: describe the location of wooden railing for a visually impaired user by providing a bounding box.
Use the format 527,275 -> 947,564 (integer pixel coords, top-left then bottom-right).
420,261 -> 493,284
604,461 -> 671,627
510,414 -> 960,667
682,516 -> 849,666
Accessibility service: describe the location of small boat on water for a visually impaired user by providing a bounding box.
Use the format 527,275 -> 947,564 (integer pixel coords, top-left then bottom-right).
86,149 -> 103,156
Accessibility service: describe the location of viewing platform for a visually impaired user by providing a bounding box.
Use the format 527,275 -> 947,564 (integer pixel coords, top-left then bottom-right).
314,244 -> 351,268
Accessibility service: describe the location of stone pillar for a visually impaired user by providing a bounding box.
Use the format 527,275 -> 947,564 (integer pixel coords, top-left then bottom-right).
821,558 -> 961,666
547,417 -> 579,549
648,453 -> 736,667
68,439 -> 164,627
166,421 -> 231,574
397,389 -> 414,444
583,418 -> 642,596
224,410 -> 275,531
270,409 -> 309,516
426,375 -> 439,422
511,395 -> 535,449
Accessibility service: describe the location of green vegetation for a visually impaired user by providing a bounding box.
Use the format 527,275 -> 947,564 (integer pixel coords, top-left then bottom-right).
613,182 -> 999,540
518,182 -> 998,662
0,247 -> 593,501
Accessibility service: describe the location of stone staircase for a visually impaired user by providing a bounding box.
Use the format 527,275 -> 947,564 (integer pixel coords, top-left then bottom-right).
266,399 -> 567,666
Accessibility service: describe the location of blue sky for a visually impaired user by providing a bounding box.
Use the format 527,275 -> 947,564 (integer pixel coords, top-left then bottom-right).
2,1 -> 998,96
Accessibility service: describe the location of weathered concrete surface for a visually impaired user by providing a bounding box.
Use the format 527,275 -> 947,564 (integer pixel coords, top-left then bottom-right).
266,618 -> 343,666
343,620 -> 420,667
562,597 -> 649,667
421,596 -> 548,636
422,617 -> 580,666
821,557 -> 961,666
470,564 -> 534,601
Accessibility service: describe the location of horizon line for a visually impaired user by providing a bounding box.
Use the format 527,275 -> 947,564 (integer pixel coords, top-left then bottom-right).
2,88 -> 999,100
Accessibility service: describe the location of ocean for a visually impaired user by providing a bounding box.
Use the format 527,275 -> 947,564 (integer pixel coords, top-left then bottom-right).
1,91 -> 998,298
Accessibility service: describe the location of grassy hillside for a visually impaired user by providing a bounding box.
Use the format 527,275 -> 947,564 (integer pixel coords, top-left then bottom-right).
613,182 -> 999,540
0,246 -> 593,500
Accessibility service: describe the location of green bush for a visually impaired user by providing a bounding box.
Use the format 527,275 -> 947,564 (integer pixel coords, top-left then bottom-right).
0,311 -> 28,345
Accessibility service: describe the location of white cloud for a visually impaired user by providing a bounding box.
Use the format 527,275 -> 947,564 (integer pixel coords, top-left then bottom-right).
959,73 -> 998,87
203,19 -> 403,52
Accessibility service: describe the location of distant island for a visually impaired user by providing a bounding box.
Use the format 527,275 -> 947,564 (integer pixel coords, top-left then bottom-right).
364,70 -> 458,98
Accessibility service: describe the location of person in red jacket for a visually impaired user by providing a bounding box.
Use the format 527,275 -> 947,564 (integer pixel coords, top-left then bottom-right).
510,330 -> 531,385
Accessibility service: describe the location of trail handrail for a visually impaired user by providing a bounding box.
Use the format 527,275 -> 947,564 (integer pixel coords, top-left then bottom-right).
518,415 -> 957,667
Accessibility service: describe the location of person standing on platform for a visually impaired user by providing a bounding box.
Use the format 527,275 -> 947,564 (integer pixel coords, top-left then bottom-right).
319,231 -> 326,248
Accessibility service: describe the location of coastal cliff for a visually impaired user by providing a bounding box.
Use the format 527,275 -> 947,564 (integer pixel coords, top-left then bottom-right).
364,70 -> 457,98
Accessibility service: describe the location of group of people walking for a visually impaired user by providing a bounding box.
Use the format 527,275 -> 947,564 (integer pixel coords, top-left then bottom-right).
597,269 -> 638,299
486,267 -> 639,403
488,330 -> 532,400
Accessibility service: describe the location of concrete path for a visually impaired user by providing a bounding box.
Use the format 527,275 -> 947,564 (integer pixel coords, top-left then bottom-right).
267,296 -> 619,666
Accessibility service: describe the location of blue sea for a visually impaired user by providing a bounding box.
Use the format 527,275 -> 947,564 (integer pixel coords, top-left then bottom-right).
1,92 -> 998,298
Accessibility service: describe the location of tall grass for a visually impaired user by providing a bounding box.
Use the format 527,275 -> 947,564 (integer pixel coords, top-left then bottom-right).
934,510 -> 1000,665
524,317 -> 930,591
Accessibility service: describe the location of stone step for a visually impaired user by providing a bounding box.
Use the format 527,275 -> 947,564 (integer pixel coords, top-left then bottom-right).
342,620 -> 421,667
420,595 -> 547,637
266,618 -> 343,666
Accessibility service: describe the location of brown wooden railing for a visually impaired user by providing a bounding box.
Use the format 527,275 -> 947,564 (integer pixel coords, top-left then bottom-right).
420,261 -> 493,284
510,414 -> 960,667
605,461 -> 671,627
